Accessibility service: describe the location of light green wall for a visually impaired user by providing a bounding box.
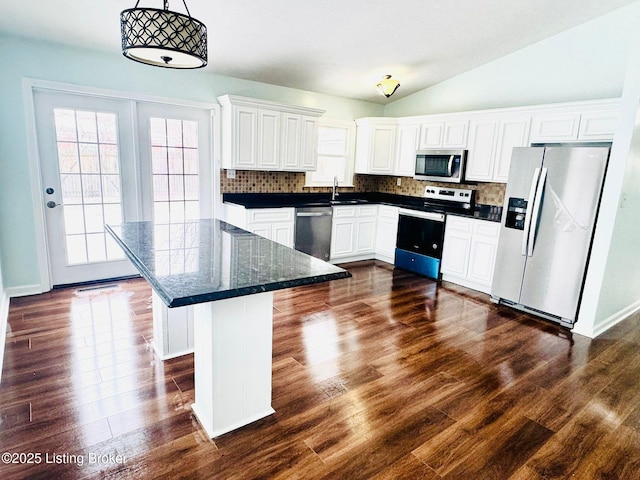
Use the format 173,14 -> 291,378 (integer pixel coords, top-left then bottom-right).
384,2 -> 638,117
0,33 -> 382,290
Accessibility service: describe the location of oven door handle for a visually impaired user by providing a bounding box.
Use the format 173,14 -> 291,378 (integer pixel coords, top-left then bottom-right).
448,155 -> 454,176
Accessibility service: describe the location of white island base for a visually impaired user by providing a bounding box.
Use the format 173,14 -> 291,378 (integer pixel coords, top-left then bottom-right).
190,291 -> 275,438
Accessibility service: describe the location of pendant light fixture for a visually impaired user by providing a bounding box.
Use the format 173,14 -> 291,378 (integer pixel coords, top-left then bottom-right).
120,0 -> 207,69
377,75 -> 400,98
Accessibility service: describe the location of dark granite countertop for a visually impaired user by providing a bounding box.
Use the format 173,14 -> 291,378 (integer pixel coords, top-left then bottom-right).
106,219 -> 351,308
223,192 -> 503,222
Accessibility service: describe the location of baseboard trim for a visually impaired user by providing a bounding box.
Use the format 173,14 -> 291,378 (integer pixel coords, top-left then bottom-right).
6,284 -> 47,298
585,299 -> 640,338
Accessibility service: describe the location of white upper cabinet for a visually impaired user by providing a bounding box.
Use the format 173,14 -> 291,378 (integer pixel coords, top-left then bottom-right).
280,113 -> 319,171
529,112 -> 581,143
419,122 -> 444,148
418,119 -> 468,149
493,116 -> 531,182
355,118 -> 397,175
465,115 -> 531,183
219,95 -> 324,172
465,118 -> 499,182
530,104 -> 619,143
257,109 -> 281,170
395,122 -> 420,177
578,108 -> 619,140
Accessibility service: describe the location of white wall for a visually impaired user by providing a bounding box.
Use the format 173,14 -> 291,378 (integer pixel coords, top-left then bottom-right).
0,33 -> 382,293
384,3 -> 638,117
575,25 -> 640,337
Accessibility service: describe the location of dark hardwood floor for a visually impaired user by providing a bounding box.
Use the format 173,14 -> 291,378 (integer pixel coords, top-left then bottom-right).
2,260 -> 640,479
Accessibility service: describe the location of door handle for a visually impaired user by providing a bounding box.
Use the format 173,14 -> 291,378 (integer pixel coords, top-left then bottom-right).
46,201 -> 64,209
526,167 -> 547,257
521,167 -> 540,255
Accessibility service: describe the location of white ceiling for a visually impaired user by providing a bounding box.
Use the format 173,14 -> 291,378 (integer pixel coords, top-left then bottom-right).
0,0 -> 635,104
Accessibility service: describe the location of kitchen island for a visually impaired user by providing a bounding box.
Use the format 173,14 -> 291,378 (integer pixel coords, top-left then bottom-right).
106,218 -> 350,438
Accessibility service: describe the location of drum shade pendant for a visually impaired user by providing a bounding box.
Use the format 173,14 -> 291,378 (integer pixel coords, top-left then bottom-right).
377,75 -> 400,97
120,0 -> 207,69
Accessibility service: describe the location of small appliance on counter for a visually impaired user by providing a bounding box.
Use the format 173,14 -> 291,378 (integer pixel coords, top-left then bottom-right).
395,186 -> 475,280
414,149 -> 467,183
491,145 -> 610,328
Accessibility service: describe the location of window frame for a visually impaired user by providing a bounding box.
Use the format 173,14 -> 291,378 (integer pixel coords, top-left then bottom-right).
305,118 -> 356,188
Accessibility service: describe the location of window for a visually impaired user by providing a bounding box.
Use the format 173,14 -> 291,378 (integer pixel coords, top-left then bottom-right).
53,108 -> 125,265
305,119 -> 355,187
150,117 -> 200,223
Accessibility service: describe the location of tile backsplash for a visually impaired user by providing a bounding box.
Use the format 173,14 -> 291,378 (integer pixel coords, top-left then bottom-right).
220,170 -> 506,206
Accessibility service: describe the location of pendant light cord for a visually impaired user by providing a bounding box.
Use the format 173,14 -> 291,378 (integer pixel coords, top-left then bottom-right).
131,0 -> 193,18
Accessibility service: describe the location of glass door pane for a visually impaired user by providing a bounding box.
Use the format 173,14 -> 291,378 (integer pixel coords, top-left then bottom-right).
53,108 -> 125,265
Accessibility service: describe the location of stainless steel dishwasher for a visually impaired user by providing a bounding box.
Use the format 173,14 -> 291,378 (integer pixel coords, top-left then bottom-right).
294,206 -> 333,261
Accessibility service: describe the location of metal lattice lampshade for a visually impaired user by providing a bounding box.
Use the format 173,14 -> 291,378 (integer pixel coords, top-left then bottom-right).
121,1 -> 207,69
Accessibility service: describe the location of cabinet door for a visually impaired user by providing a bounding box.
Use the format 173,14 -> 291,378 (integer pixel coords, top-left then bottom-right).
234,105 -> 258,168
467,236 -> 498,286
441,231 -> 471,277
419,122 -> 444,149
370,124 -> 396,173
578,109 -> 618,140
441,216 -> 472,277
530,112 -> 580,143
493,117 -> 531,183
257,109 -> 280,169
395,124 -> 420,176
355,217 -> 377,254
272,223 -> 294,248
249,224 -> 271,240
331,218 -> 356,258
281,113 -> 301,170
375,206 -> 399,258
465,119 -> 499,182
299,116 -> 319,171
442,121 -> 469,148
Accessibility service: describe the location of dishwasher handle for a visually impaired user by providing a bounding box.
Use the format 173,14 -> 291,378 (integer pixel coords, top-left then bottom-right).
296,211 -> 332,217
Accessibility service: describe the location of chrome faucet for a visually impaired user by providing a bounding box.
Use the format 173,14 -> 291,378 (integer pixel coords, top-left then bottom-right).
332,175 -> 339,201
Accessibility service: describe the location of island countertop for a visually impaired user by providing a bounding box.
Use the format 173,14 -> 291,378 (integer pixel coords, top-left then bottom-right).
106,218 -> 351,308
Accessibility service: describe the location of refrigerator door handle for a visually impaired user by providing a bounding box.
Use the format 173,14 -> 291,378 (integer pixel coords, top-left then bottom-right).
521,167 -> 541,256
526,167 -> 548,257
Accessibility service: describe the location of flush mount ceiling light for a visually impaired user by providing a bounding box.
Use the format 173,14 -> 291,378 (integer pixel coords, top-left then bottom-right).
377,75 -> 400,98
120,0 -> 207,69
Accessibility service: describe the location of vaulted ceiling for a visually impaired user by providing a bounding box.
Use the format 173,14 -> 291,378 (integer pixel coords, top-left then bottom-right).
0,0 -> 635,104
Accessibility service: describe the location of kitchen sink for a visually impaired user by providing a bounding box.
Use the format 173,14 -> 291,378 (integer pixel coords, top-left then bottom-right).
330,199 -> 365,205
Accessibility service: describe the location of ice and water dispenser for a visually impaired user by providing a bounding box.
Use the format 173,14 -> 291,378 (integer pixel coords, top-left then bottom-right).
504,198 -> 527,230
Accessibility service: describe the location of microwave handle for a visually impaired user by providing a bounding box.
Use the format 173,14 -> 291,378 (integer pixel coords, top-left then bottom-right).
448,155 -> 454,176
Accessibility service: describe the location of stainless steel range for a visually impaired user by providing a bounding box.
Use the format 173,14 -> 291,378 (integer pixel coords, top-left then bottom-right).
395,186 -> 475,280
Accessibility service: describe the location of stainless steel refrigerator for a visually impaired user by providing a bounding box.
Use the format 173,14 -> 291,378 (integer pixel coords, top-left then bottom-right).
491,146 -> 609,327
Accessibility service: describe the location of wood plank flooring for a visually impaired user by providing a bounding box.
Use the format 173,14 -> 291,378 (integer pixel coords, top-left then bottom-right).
2,260 -> 640,479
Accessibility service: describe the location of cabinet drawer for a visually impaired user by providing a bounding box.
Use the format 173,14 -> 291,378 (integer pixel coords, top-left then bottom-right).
333,206 -> 357,218
378,205 -> 399,220
473,219 -> 500,238
446,215 -> 473,233
247,208 -> 294,223
358,205 -> 378,217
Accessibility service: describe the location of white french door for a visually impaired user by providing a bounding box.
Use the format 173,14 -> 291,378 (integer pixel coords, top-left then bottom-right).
34,90 -> 213,287
35,91 -> 140,286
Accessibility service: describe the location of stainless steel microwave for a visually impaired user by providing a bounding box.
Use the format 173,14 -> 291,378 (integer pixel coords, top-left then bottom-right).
414,149 -> 467,183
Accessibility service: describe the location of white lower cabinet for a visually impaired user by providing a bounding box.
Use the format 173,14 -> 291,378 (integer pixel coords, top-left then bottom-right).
375,205 -> 399,263
223,204 -> 295,248
330,205 -> 378,261
246,208 -> 295,248
441,216 -> 500,294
